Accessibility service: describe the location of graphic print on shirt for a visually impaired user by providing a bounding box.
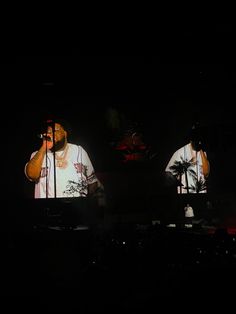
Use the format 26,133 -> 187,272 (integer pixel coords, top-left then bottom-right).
63,178 -> 88,197
169,155 -> 207,193
40,167 -> 48,178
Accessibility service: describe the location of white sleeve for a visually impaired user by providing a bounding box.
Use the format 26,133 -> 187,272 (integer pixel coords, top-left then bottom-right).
165,151 -> 178,172
80,147 -> 98,184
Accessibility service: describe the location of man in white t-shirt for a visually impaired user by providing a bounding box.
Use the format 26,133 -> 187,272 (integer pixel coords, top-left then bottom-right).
184,203 -> 194,227
25,119 -> 100,199
165,123 -> 210,194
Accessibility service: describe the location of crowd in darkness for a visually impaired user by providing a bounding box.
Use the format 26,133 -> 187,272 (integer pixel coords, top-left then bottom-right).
4,223 -> 236,311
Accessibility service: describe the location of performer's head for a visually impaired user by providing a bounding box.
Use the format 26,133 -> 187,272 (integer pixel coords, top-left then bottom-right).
189,122 -> 204,151
44,118 -> 72,151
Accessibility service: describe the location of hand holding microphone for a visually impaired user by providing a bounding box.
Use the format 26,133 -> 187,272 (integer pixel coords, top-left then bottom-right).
38,134 -> 52,141
37,133 -> 54,150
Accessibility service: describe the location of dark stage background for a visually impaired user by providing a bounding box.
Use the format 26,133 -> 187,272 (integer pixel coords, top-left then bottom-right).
2,53 -> 236,226
2,55 -> 235,223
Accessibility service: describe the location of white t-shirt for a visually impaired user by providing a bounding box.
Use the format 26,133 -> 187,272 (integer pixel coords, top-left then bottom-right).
165,143 -> 207,194
25,143 -> 98,198
184,205 -> 194,218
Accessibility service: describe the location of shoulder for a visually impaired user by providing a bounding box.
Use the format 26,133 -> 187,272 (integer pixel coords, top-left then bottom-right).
73,144 -> 90,157
174,144 -> 187,155
68,143 -> 77,149
31,151 -> 38,158
68,143 -> 82,152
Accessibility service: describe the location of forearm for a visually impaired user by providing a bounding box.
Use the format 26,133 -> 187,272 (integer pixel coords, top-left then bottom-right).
200,150 -> 210,178
88,181 -> 99,195
25,146 -> 46,181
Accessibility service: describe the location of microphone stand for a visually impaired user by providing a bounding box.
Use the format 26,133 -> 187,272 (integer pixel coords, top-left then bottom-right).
44,121 -> 57,226
45,137 -> 48,198
45,120 -> 57,198
51,121 -> 57,198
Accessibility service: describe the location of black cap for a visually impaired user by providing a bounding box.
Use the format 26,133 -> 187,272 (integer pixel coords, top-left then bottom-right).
42,117 -> 73,137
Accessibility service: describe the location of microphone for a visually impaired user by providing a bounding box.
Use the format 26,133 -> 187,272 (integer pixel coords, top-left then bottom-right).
37,134 -> 52,141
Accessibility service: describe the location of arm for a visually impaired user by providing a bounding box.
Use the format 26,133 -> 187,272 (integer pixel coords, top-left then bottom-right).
25,146 -> 46,181
191,140 -> 210,178
79,146 -> 100,195
200,150 -> 210,178
25,140 -> 53,181
88,181 -> 99,195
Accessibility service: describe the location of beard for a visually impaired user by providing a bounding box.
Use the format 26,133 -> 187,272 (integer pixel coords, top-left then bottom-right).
51,137 -> 67,152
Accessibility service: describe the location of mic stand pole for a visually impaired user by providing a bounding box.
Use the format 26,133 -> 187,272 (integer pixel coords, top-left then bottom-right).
45,138 -> 48,198
52,121 -> 57,198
